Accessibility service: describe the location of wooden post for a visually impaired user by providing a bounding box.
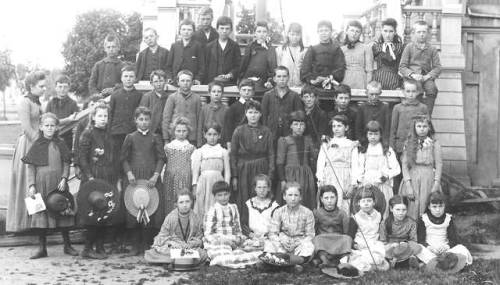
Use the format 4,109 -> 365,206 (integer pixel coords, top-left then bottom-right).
430,12 -> 439,45
404,11 -> 412,43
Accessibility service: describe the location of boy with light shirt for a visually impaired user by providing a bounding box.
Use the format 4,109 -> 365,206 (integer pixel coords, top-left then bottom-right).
166,19 -> 205,85
136,28 -> 169,81
399,21 -> 441,114
205,16 -> 241,85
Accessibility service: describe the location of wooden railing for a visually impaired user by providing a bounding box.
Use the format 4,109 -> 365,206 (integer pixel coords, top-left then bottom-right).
358,2 -> 387,42
401,5 -> 442,48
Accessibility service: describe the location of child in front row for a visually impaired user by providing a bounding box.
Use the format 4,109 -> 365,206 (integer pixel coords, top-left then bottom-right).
416,192 -> 473,267
265,182 -> 315,272
353,120 -> 400,219
163,117 -> 196,216
121,107 -> 166,255
241,174 -> 280,251
276,110 -> 316,208
343,186 -> 387,273
22,113 -> 76,259
399,114 -> 442,220
204,181 -> 261,268
191,122 -> 230,218
312,185 -> 352,268
145,189 -> 207,263
379,195 -> 421,268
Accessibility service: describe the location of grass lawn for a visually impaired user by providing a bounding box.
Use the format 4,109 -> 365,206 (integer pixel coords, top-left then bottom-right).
180,259 -> 500,285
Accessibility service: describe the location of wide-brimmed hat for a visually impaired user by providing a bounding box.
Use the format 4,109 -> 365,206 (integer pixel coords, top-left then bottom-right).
77,179 -> 119,225
387,242 -> 422,262
322,263 -> 363,279
426,252 -> 467,273
350,185 -> 387,215
124,180 -> 159,218
45,188 -> 75,216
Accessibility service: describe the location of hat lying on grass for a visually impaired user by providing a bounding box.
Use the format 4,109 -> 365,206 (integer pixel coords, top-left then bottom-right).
322,263 -> 363,279
387,242 -> 422,262
426,252 -> 467,273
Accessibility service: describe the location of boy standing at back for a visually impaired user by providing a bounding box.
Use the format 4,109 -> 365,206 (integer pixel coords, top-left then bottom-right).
166,19 -> 206,85
139,70 -> 169,138
136,28 -> 169,81
355,81 -> 391,141
89,34 -> 125,97
205,16 -> 241,85
328,84 -> 358,140
193,7 -> 218,46
399,20 -> 441,114
46,75 -> 79,150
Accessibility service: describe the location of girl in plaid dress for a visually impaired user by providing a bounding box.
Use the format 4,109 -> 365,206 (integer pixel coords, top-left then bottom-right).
203,181 -> 261,268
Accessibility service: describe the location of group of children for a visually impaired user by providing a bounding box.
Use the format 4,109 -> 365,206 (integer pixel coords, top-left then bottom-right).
7,10 -> 472,277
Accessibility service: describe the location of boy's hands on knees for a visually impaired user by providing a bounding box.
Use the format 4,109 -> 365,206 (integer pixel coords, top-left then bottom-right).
127,172 -> 137,186
27,185 -> 36,198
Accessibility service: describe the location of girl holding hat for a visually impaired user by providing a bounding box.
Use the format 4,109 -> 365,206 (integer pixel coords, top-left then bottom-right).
21,112 -> 76,259
276,110 -> 316,208
416,192 -> 472,268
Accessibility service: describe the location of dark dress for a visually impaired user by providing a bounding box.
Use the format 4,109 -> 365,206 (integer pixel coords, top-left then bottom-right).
312,207 -> 352,255
121,131 -> 166,229
372,36 -> 405,90
300,40 -> 346,85
230,124 -> 274,211
221,100 -> 246,147
276,135 -> 316,209
78,127 -> 120,225
239,41 -> 277,92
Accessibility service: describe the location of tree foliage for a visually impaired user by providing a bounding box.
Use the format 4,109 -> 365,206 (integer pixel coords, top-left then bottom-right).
0,50 -> 16,92
62,9 -> 142,96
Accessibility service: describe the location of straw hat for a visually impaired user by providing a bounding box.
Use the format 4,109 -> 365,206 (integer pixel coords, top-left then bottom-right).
123,180 -> 159,217
426,252 -> 467,273
387,242 -> 422,262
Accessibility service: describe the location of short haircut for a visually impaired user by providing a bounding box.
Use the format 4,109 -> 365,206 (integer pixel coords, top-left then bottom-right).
283,181 -> 302,196
274,65 -> 290,76
150,70 -> 167,82
212,180 -> 230,195
134,106 -> 151,119
203,121 -> 222,134
244,99 -> 262,113
403,78 -> 422,93
382,18 -> 398,29
216,16 -> 233,29
143,27 -> 158,36
335,84 -> 351,96
238,78 -> 255,89
104,34 -> 120,46
208,81 -> 225,93
177,69 -> 194,80
170,116 -> 192,136
199,7 -> 213,17
347,20 -> 363,31
317,20 -> 333,31
179,19 -> 196,31
300,85 -> 316,97
177,188 -> 194,202
55,75 -> 70,85
25,71 -> 46,92
40,112 -> 59,125
255,21 -> 269,31
121,65 -> 136,75
413,20 -> 428,29
366,80 -> 382,91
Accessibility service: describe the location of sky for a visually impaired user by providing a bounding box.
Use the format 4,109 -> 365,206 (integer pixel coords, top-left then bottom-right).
0,0 -> 371,70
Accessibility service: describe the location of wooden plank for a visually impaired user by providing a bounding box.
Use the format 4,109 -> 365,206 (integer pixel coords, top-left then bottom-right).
436,78 -> 462,92
435,91 -> 463,106
435,133 -> 466,147
441,146 -> 467,160
431,106 -> 464,119
433,119 -> 465,133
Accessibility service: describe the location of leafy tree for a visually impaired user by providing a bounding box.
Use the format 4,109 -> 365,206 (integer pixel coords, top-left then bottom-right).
62,9 -> 142,96
0,50 -> 15,120
236,5 -> 256,35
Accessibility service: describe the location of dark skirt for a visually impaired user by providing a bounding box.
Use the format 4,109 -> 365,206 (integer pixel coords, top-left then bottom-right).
284,165 -> 316,209
236,157 -> 269,211
373,68 -> 401,90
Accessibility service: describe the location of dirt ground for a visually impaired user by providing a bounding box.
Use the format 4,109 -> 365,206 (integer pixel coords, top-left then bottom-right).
0,244 -> 186,285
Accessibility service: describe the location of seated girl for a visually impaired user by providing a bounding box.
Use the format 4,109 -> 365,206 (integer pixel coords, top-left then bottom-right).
241,174 -> 280,251
379,195 -> 421,268
145,189 -> 207,263
416,191 -> 473,267
342,185 -> 388,272
312,185 -> 352,268
204,181 -> 261,269
264,182 -> 315,271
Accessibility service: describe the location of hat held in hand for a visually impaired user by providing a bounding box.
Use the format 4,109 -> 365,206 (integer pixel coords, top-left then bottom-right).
46,188 -> 75,216
77,179 -> 119,225
124,180 -> 159,226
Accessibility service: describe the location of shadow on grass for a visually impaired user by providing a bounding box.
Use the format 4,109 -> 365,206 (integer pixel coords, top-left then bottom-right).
177,259 -> 499,285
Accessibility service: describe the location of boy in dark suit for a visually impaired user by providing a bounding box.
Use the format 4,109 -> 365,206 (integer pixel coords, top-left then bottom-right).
89,34 -> 125,97
193,7 -> 218,46
135,28 -> 169,81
